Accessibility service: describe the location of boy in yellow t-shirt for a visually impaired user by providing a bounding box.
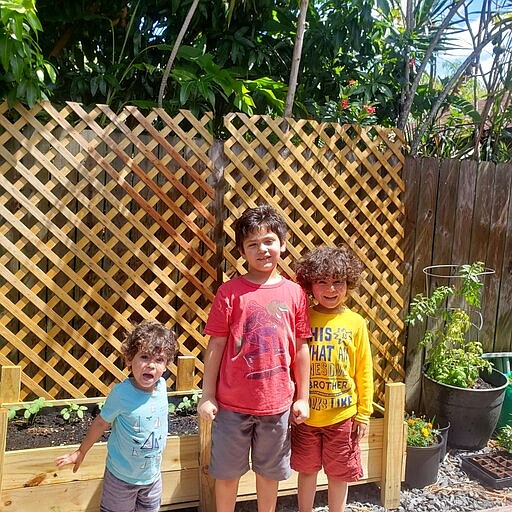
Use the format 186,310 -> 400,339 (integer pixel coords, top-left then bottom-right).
291,245 -> 374,512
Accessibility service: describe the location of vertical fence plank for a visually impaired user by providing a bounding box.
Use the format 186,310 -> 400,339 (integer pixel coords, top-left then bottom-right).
432,158 -> 459,265
199,416 -> 216,512
0,366 -> 21,404
175,356 -> 196,391
403,157 -> 439,409
451,159 -> 478,264
469,162 -> 495,264
482,163 -> 511,350
495,162 -> 512,353
0,408 -> 6,501
380,382 -> 405,509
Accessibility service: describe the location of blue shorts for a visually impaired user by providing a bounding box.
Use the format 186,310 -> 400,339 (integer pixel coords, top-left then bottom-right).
209,407 -> 291,481
100,469 -> 162,512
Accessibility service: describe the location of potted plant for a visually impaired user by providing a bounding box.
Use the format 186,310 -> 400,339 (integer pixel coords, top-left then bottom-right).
406,261 -> 509,450
404,413 -> 442,488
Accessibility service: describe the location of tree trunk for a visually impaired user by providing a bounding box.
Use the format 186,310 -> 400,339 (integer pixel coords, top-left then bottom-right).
157,0 -> 200,109
284,0 -> 309,119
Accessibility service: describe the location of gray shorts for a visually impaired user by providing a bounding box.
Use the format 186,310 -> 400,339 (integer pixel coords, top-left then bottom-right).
209,407 -> 291,481
100,468 -> 162,512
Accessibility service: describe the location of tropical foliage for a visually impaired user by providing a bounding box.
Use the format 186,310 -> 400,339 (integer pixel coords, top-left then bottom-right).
1,0 -> 511,160
0,0 -> 56,106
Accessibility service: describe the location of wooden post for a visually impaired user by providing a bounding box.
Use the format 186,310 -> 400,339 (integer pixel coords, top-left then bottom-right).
199,416 -> 216,512
380,382 -> 405,509
0,365 -> 21,404
0,407 -> 7,501
175,356 -> 196,391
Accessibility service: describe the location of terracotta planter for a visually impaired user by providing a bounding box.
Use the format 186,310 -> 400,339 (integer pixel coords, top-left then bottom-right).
405,437 -> 443,488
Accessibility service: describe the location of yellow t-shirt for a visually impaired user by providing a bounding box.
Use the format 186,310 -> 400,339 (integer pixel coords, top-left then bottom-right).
306,308 -> 374,427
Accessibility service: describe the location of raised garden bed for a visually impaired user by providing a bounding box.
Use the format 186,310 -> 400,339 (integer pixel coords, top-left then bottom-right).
461,451 -> 512,489
0,364 -> 406,512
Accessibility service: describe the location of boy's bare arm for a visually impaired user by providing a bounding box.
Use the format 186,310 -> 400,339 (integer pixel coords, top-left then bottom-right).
55,414 -> 110,472
198,335 -> 227,420
291,337 -> 310,423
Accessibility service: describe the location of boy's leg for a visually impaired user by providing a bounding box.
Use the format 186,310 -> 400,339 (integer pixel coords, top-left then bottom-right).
255,473 -> 279,512
297,471 -> 318,512
326,477 -> 348,512
215,478 -> 240,512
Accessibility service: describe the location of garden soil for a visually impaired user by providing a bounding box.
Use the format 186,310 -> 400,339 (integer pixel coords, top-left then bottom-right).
6,406 -> 198,451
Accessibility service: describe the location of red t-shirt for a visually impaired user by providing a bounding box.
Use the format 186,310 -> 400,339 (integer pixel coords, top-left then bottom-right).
204,276 -> 311,415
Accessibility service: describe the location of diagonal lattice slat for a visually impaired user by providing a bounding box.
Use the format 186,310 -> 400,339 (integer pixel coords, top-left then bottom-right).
222,114 -> 406,404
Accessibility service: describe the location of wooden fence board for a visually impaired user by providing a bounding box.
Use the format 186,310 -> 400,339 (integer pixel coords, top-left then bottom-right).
431,159 -> 459,267
495,164 -> 512,353
481,163 -> 511,347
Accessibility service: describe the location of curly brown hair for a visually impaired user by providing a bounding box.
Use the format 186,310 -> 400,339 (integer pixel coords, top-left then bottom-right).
121,320 -> 177,364
293,245 -> 364,294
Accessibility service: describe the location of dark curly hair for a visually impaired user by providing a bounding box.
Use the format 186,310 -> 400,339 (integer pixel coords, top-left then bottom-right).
234,204 -> 288,250
121,320 -> 177,363
293,245 -> 364,294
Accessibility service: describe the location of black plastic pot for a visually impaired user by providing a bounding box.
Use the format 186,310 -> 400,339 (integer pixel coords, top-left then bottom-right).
405,437 -> 443,488
421,368 -> 508,450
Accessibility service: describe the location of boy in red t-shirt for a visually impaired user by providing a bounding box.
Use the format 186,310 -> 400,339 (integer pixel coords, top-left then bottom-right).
198,204 -> 311,512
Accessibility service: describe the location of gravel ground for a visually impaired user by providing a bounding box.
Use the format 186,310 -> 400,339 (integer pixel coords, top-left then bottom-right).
234,448 -> 512,512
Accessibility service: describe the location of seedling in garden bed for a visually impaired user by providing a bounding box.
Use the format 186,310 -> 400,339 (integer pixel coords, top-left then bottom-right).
7,405 -> 21,421
22,397 -> 47,424
169,391 -> 201,416
60,402 -> 88,423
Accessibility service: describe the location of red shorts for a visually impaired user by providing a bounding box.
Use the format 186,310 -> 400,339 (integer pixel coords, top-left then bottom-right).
290,417 -> 362,481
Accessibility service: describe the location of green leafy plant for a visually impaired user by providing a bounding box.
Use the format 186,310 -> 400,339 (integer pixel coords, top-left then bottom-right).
406,262 -> 492,388
60,402 -> 88,423
169,391 -> 201,416
0,0 -> 56,106
496,425 -> 512,454
7,405 -> 21,420
405,413 -> 440,447
21,397 -> 46,424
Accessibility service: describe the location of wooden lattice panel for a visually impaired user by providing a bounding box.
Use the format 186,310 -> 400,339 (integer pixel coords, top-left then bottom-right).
222,114 -> 406,404
0,102 -> 215,399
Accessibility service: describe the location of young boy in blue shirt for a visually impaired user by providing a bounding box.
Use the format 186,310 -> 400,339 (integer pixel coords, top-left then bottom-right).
56,320 -> 177,512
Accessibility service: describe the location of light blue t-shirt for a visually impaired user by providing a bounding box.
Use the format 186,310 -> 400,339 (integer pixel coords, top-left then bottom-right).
100,377 -> 168,485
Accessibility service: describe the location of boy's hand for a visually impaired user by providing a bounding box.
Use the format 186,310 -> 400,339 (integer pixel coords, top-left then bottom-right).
291,398 -> 309,424
55,450 -> 84,473
198,397 -> 218,420
353,420 -> 368,442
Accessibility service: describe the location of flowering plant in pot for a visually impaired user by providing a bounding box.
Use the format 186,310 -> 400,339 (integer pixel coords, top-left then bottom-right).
406,413 -> 440,447
404,413 -> 442,488
405,261 -> 509,450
